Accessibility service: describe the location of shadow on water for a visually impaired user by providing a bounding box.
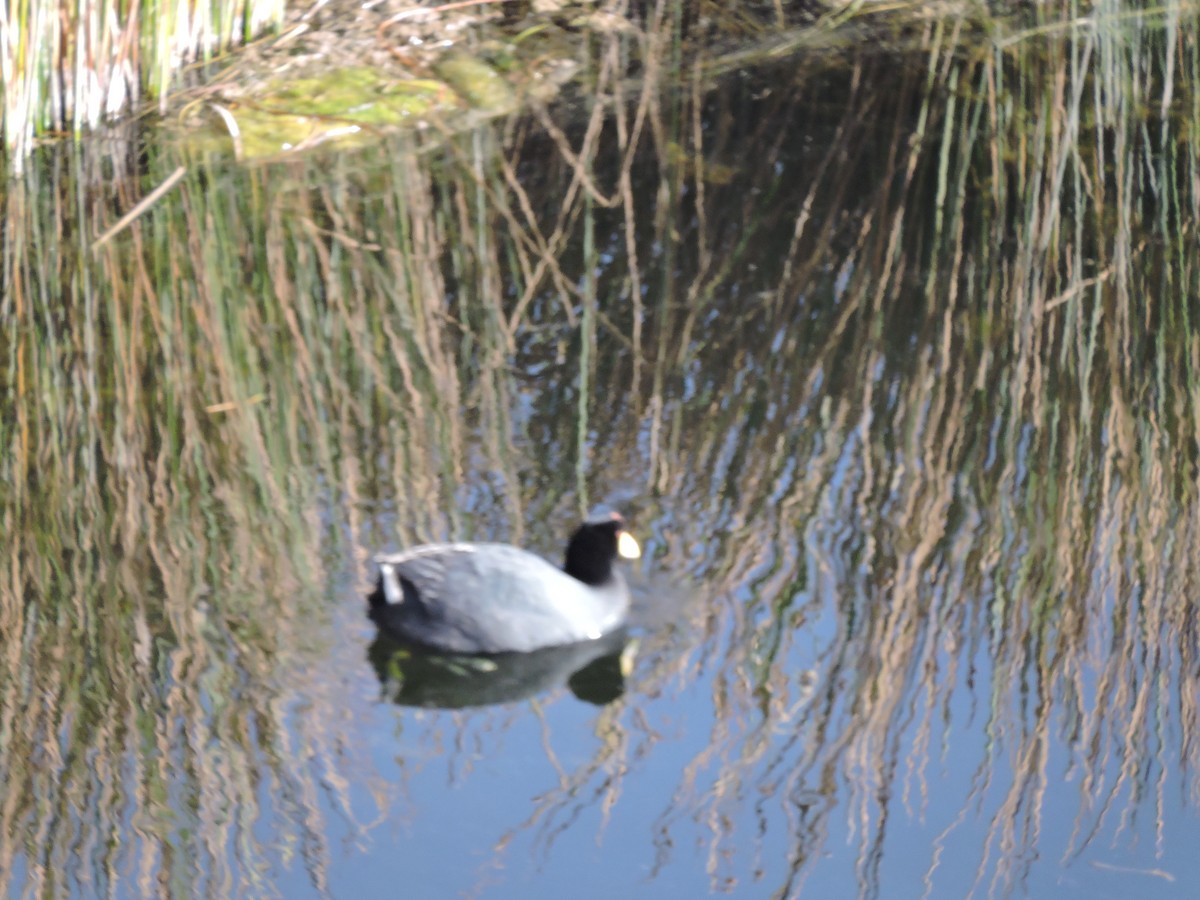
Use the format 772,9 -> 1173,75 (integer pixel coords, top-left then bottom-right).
367,632 -> 632,709
4,7 -> 1200,898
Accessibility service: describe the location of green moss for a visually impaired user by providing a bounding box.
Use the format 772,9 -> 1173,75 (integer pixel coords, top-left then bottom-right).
177,52 -> 544,160
204,67 -> 459,159
433,54 -> 518,115
264,68 -> 452,121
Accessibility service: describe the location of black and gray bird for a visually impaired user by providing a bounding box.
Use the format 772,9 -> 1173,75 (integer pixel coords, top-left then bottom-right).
369,513 -> 641,655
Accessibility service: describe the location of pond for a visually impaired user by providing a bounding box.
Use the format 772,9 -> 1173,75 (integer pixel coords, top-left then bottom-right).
3,13 -> 1200,899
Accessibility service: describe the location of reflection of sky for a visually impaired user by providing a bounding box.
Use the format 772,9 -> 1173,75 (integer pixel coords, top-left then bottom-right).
294,554 -> 1200,899
305,285 -> 1200,895
8,28 -> 1200,900
306,296 -> 1200,896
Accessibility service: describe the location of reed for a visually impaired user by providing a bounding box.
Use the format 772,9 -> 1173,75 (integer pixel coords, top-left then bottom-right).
0,0 -> 285,172
2,0 -> 1200,895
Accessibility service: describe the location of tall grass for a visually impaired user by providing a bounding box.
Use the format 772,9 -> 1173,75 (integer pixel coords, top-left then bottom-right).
0,0 -> 284,171
2,0 -> 1200,895
596,8 -> 1200,896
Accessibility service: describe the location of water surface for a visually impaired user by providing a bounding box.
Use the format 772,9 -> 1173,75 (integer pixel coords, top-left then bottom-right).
3,17 -> 1200,899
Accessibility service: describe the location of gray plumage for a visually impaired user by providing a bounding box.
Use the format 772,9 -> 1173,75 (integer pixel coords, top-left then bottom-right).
369,517 -> 639,655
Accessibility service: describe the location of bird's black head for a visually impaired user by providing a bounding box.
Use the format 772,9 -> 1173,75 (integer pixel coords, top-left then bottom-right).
563,513 -> 640,586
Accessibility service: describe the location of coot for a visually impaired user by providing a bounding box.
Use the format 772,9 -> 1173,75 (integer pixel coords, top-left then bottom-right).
368,513 -> 641,654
